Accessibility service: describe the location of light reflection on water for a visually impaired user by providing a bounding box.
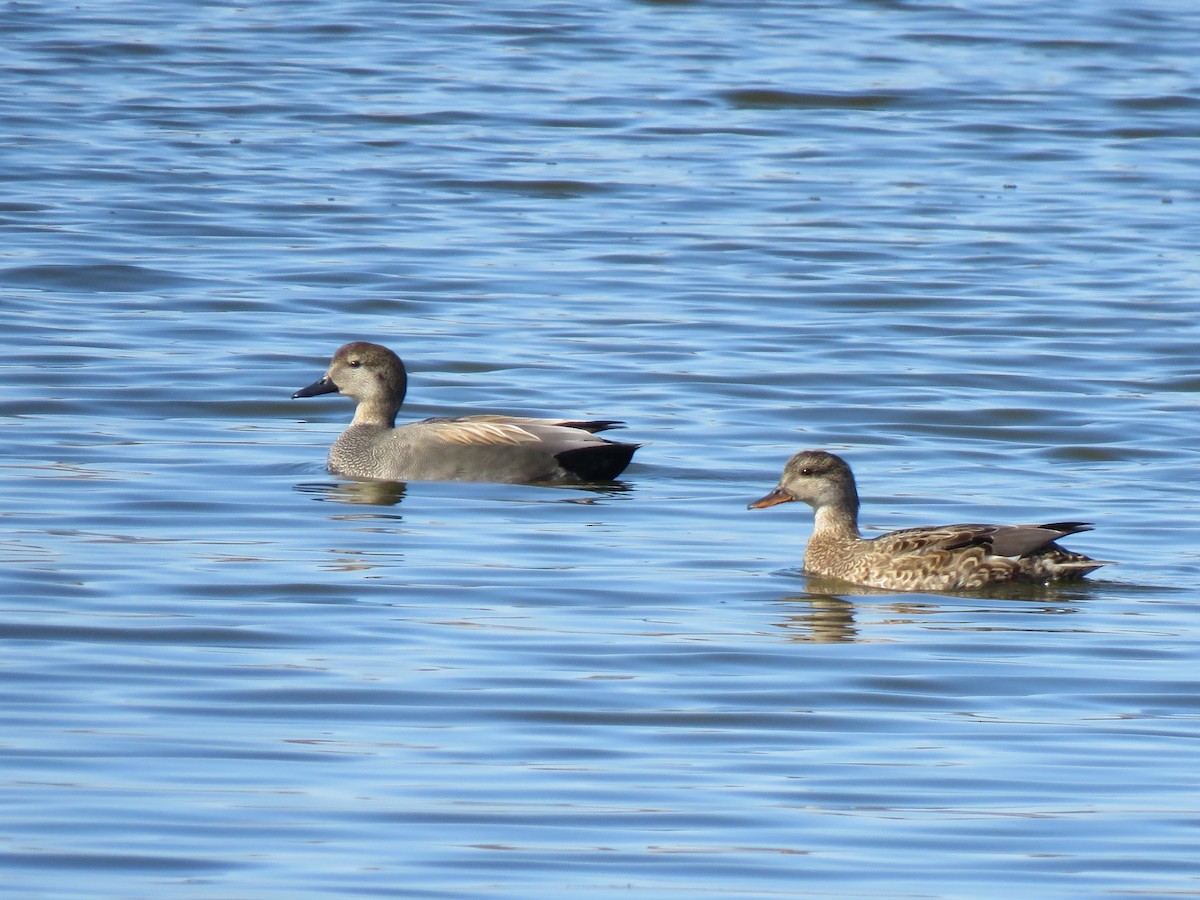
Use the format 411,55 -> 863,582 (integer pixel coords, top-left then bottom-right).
2,0 -> 1200,897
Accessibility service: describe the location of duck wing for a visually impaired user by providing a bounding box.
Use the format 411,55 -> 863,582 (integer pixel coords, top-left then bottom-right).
415,417 -> 547,446
406,416 -> 638,482
986,522 -> 1093,557
876,521 -> 1094,559
453,415 -> 626,434
415,416 -> 626,448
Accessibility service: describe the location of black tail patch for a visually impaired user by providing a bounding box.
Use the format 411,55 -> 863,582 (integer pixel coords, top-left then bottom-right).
555,442 -> 639,481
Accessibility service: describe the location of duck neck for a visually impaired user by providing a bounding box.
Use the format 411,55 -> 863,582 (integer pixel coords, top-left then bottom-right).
812,500 -> 861,540
351,399 -> 399,428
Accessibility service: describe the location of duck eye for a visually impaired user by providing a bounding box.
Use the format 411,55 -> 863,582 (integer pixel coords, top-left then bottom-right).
347,359 -> 361,368
799,468 -> 813,476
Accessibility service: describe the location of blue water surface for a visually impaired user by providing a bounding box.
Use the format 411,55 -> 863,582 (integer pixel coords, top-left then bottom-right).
3,1 -> 1200,897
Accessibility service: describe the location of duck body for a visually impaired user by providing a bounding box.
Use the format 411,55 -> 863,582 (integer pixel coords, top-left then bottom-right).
749,450 -> 1108,592
293,342 -> 638,484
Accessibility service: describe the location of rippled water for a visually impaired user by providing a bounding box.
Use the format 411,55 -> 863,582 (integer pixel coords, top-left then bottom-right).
3,1 -> 1200,897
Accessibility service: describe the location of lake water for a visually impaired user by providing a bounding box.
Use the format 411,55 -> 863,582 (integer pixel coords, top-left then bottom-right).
3,1 -> 1200,897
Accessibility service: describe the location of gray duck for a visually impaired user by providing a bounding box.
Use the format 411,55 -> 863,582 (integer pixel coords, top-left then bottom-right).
293,342 -> 638,484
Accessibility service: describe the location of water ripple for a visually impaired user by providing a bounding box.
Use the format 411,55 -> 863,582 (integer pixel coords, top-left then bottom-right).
2,1 -> 1199,897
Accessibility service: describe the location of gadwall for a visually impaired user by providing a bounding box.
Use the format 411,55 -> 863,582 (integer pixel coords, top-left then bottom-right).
293,342 -> 639,483
748,450 -> 1109,591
